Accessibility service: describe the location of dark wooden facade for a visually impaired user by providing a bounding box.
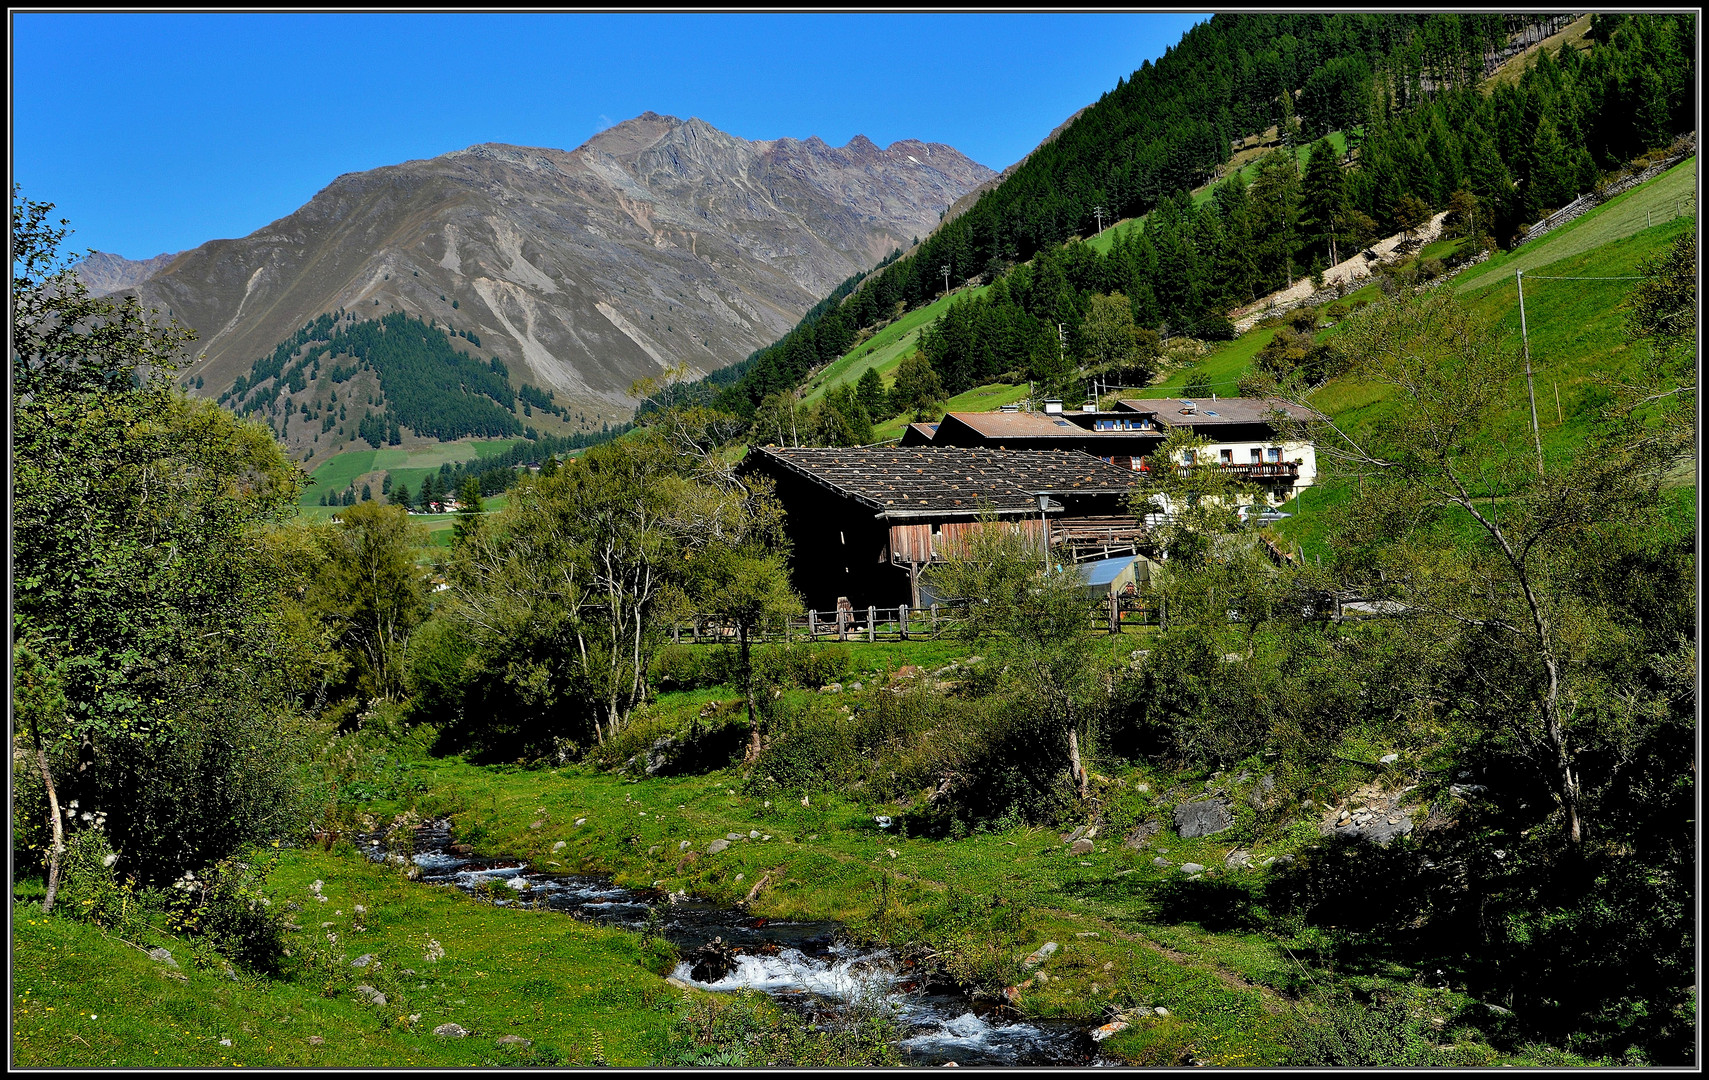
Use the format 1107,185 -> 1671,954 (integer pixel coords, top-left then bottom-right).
738,446 -> 1146,610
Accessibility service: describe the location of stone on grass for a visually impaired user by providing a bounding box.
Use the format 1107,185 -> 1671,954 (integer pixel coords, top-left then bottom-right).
148,947 -> 179,968
1153,857 -> 1172,867
552,841 -> 567,852
1061,825 -> 1088,843
351,953 -> 375,968
1380,753 -> 1399,764
1122,820 -> 1161,849
1069,838 -> 1094,855
1225,850 -> 1252,869
496,1035 -> 532,1048
1179,863 -> 1206,874
1173,798 -> 1234,838
308,1036 -> 325,1046
1154,1006 -> 1169,1016
1092,1021 -> 1129,1041
435,1023 -> 469,1038
706,839 -> 730,854
1021,941 -> 1058,968
355,985 -> 387,1006
725,833 -> 744,841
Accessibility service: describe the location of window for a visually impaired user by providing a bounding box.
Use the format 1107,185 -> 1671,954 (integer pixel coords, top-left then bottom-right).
1219,448 -> 1234,464
1250,448 -> 1263,464
1266,447 -> 1282,463
1182,449 -> 1196,465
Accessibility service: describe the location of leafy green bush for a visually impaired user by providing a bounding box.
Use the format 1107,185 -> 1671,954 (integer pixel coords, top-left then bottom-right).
1283,993 -> 1443,1067
649,644 -> 707,691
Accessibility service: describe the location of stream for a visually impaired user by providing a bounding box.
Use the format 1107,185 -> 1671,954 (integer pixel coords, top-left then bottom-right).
358,819 -> 1111,1067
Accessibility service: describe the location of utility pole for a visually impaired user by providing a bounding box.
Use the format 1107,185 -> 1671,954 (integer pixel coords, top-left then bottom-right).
1516,270 -> 1545,475
940,265 -> 951,297
1036,493 -> 1051,574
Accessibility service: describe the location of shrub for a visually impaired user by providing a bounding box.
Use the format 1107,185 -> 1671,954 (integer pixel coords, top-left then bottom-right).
650,644 -> 707,691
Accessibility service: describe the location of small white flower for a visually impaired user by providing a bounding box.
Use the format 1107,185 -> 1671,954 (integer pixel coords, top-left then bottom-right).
354,905 -> 365,914
102,853 -> 118,868
68,800 -> 79,810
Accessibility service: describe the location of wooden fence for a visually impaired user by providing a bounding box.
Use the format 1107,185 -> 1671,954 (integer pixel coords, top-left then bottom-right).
670,596 -> 1164,645
669,587 -> 1405,645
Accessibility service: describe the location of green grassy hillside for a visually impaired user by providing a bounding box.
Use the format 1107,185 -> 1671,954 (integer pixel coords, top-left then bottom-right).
801,284 -> 991,405
300,440 -> 521,507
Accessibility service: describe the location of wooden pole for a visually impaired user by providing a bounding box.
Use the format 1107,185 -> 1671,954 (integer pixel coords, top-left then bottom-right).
1516,271 -> 1546,475
868,606 -> 876,643
808,610 -> 816,640
900,604 -> 910,640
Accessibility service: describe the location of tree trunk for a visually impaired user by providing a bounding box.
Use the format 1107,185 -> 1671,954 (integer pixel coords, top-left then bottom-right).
1066,723 -> 1089,801
741,625 -> 761,765
32,722 -> 65,914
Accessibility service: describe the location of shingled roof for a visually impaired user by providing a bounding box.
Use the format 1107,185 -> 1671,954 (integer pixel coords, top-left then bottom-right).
1119,397 -> 1322,427
742,446 -> 1140,519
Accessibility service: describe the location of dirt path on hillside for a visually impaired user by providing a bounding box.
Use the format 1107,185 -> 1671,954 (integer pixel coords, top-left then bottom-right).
1232,211 -> 1450,333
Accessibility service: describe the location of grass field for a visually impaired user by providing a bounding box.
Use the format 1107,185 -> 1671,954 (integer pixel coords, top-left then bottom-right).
1453,156 -> 1696,293
12,845 -> 681,1067
300,441 -> 521,507
801,285 -> 992,405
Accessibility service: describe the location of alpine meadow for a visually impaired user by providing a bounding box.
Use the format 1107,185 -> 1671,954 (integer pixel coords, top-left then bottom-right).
13,12 -> 1698,1068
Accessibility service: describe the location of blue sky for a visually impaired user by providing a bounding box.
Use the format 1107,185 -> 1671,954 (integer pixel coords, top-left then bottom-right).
12,12 -> 1208,259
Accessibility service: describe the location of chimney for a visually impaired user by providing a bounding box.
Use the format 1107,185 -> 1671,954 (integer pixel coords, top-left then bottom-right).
999,403 -> 1019,413
1180,400 -> 1198,415
1082,401 -> 1097,412
1043,399 -> 1063,415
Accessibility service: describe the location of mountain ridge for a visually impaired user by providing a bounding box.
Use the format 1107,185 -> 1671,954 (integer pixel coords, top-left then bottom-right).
129,112 -> 992,434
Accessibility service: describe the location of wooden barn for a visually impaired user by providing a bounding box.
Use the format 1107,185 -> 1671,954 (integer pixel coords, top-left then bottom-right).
737,446 -> 1147,610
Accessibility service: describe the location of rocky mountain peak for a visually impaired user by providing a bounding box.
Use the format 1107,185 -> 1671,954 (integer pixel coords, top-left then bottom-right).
129,112 -> 994,454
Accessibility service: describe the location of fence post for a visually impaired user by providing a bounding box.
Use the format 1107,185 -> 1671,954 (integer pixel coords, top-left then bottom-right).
900,604 -> 910,640
673,624 -> 680,644
931,603 -> 938,634
1109,595 -> 1120,635
808,610 -> 817,640
868,606 -> 876,643
838,607 -> 847,642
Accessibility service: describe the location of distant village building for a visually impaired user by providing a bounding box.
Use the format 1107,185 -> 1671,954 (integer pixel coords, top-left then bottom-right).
902,396 -> 1319,506
738,446 -> 1147,609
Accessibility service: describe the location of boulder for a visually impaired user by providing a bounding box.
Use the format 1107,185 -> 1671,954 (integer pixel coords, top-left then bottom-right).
1021,941 -> 1058,968
706,839 -> 730,854
355,985 -> 387,1006
688,937 -> 738,983
1173,798 -> 1234,838
148,947 -> 178,969
1122,820 -> 1161,849
434,1023 -> 468,1038
644,736 -> 678,775
1069,838 -> 1094,855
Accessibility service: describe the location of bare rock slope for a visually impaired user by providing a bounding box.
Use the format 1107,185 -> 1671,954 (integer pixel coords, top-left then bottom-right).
134,113 -> 992,426
74,250 -> 185,295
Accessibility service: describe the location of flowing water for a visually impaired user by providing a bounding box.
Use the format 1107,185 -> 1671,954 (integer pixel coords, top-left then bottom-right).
360,819 -> 1110,1066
